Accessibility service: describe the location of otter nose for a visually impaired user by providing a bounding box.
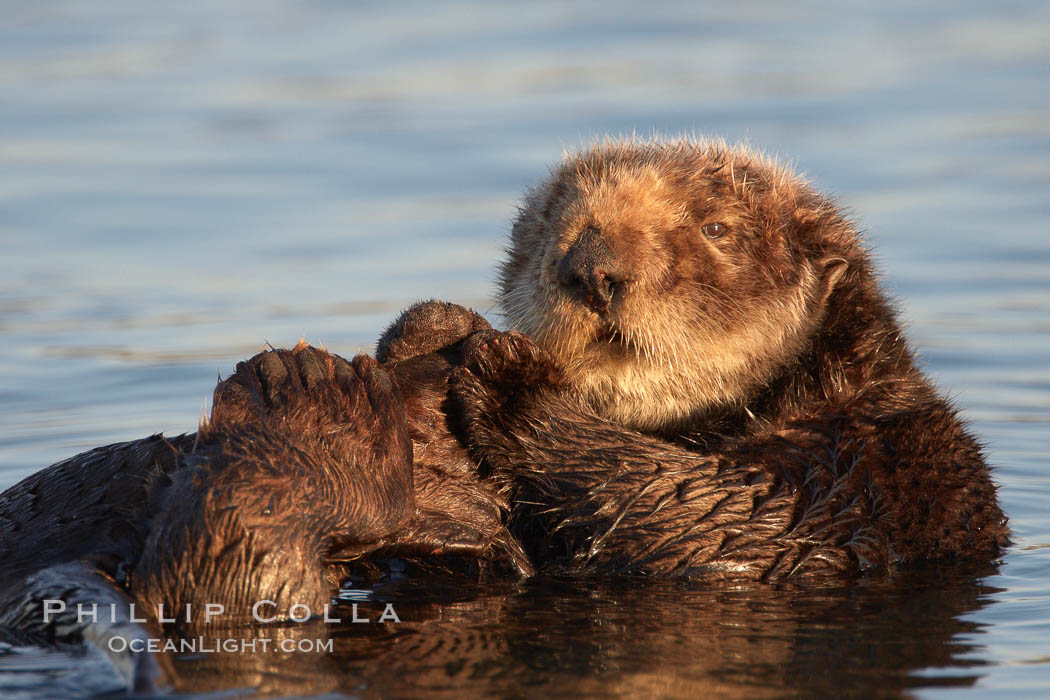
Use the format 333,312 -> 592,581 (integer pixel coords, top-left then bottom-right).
557,227 -> 625,314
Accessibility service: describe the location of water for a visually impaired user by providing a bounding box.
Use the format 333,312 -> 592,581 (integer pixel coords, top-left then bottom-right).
0,0 -> 1047,696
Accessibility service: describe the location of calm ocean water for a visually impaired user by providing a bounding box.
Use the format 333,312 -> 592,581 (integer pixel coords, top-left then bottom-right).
0,1 -> 1047,697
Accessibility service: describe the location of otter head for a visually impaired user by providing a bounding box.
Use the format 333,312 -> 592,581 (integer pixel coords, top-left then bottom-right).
500,139 -> 858,432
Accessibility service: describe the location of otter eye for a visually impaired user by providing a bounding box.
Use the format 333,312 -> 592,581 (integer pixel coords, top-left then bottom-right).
702,222 -> 728,239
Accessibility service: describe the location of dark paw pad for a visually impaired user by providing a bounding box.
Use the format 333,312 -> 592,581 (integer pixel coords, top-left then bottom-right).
212,348 -> 301,422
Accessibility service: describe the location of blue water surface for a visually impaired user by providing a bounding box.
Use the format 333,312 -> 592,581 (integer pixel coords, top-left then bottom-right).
0,1 -> 1047,697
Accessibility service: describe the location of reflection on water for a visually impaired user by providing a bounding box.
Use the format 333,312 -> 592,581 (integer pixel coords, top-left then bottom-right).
79,561 -> 1001,698
1,0 -> 1048,697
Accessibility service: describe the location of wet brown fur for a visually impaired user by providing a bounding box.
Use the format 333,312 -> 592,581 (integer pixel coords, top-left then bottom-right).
0,341 -> 528,651
0,137 -> 1011,669
439,137 -> 1008,580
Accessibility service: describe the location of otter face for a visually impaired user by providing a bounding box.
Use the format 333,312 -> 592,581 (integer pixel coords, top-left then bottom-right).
500,141 -> 850,431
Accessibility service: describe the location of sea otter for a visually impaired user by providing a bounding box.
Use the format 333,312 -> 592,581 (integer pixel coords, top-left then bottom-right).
0,136 -> 1010,688
0,341 -> 526,691
385,138 -> 1008,580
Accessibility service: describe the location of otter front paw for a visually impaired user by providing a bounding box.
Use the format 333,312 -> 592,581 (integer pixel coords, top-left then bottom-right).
449,330 -> 565,470
459,330 -> 565,395
376,300 -> 491,364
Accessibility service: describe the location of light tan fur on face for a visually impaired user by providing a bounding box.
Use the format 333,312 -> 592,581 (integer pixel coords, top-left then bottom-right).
500,138 -> 839,431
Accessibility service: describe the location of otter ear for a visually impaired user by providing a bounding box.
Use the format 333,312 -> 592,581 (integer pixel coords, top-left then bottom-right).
818,257 -> 848,302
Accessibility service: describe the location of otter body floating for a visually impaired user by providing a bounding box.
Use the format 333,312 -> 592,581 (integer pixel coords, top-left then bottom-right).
0,137 -> 1008,690
435,137 -> 1007,579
